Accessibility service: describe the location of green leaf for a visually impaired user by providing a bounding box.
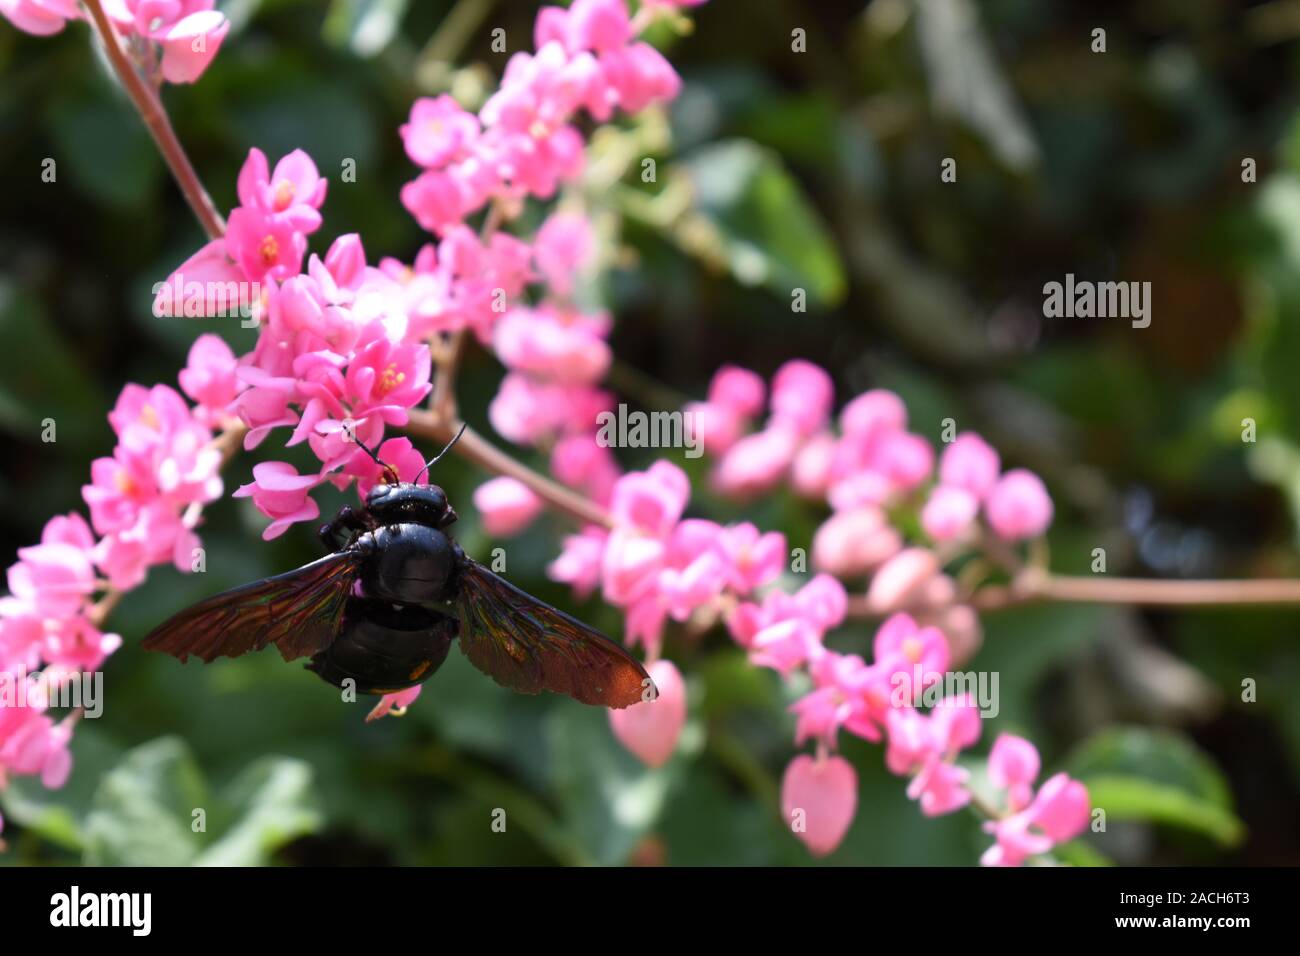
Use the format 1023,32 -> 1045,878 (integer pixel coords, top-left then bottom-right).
1052,839 -> 1114,867
324,0 -> 409,58
82,736 -> 322,866
1067,727 -> 1245,847
45,95 -> 161,209
83,737 -> 210,866
195,756 -> 323,866
1081,775 -> 1244,847
0,280 -> 103,446
682,139 -> 846,306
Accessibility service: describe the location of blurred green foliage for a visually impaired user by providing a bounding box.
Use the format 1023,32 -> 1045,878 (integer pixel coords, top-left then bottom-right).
2,0 -> 1299,865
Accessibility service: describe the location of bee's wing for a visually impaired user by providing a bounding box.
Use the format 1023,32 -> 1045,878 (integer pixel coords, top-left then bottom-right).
454,559 -> 651,708
141,550 -> 363,664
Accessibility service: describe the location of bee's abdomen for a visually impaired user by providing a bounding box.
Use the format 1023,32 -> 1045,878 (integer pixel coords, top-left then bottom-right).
307,597 -> 457,696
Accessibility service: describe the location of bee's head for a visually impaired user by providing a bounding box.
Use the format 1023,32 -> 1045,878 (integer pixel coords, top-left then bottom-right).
365,482 -> 456,529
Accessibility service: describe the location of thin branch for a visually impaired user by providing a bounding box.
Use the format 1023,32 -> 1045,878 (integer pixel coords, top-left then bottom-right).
972,571 -> 1300,610
83,0 -> 226,241
405,410 -> 613,529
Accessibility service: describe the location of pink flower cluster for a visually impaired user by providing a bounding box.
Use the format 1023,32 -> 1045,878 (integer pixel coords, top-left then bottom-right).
773,615 -> 1089,861
399,0 -> 681,234
0,368 -> 226,826
980,734 -> 1092,866
1,0 -> 229,84
532,356 -> 1079,863
683,362 -> 1056,665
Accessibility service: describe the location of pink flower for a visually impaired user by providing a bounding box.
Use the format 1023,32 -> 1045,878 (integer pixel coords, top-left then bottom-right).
865,547 -> 939,613
366,685 -> 423,723
534,211 -> 593,296
550,433 -> 620,505
711,426 -> 798,497
548,526 -> 609,600
873,613 -> 949,687
811,507 -> 901,577
981,773 -> 1090,867
790,432 -> 837,498
714,522 -> 785,593
708,364 -> 765,418
6,537 -> 95,620
939,432 -> 1001,498
608,659 -> 685,767
0,702 -> 74,789
770,359 -> 834,436
155,9 -> 230,85
781,754 -> 857,857
343,325 -> 433,425
493,306 -> 611,385
609,461 -> 689,537
988,734 -> 1041,813
885,696 -> 981,816
236,148 -> 328,232
840,389 -> 906,439
473,477 -> 544,537
179,334 -> 241,421
400,170 -> 468,235
400,95 -> 480,169
226,206 -> 307,283
985,468 -> 1053,541
233,461 -> 321,540
152,239 -> 249,319
921,485 -> 979,542
0,0 -> 78,36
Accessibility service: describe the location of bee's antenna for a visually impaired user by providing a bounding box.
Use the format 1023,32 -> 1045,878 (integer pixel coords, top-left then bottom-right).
417,422 -> 468,482
353,433 -> 400,485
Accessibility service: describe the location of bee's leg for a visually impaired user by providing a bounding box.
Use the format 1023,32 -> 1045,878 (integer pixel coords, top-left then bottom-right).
319,506 -> 371,551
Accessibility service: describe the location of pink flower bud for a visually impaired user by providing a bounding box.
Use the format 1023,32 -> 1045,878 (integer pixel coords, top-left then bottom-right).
781,754 -> 857,857
707,365 -> 765,418
939,432 -> 1001,498
811,507 -> 901,578
921,485 -> 978,542
790,431 -> 837,498
839,388 -> 906,439
472,477 -> 544,537
157,11 -> 230,85
711,427 -> 798,497
985,468 -> 1053,541
865,547 -> 939,613
770,360 -> 834,435
609,659 -> 685,768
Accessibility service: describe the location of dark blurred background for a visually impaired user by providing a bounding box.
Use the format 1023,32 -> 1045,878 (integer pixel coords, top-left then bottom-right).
1,0 -> 1298,865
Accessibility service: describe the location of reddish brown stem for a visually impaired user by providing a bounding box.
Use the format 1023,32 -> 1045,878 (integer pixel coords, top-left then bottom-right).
972,571 -> 1300,610
83,0 -> 226,241
406,410 -> 613,529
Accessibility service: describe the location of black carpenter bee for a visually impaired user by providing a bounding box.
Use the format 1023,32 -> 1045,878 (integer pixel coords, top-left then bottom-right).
142,427 -> 650,709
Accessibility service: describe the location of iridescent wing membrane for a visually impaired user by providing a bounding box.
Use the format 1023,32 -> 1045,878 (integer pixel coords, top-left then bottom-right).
141,551 -> 362,664
454,559 -> 650,708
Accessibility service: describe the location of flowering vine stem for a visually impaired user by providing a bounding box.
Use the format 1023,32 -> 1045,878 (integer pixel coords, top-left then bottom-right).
83,0 -> 226,241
